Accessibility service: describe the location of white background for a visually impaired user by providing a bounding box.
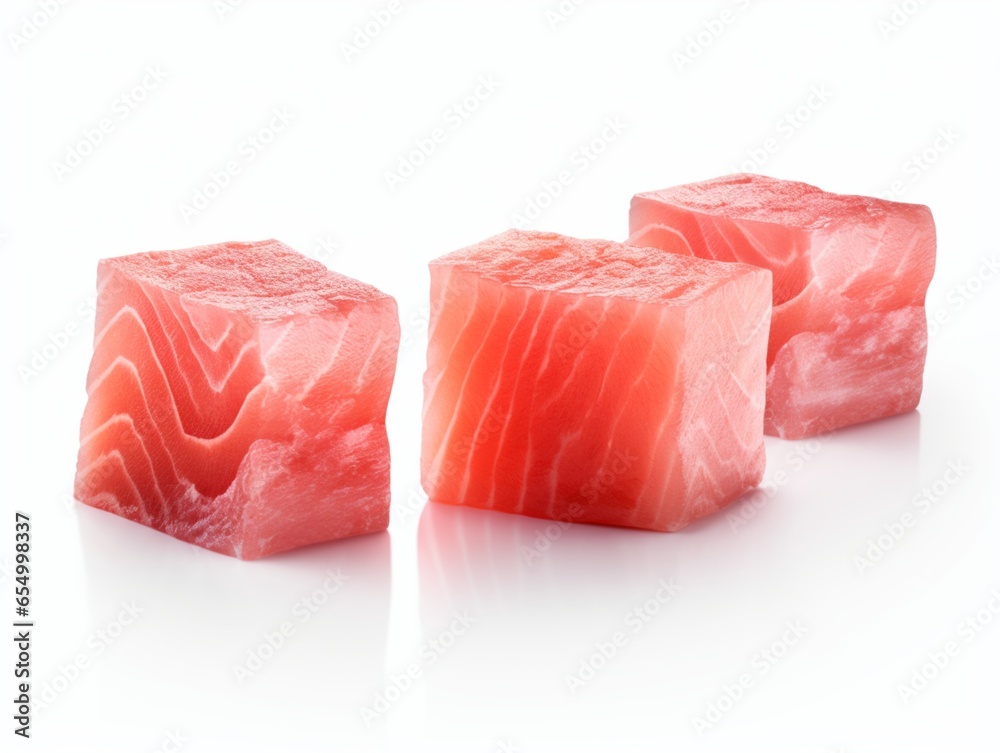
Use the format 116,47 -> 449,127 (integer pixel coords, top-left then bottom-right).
2,1 -> 999,751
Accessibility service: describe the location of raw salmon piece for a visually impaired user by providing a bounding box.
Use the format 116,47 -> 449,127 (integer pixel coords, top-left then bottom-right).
74,240 -> 400,559
628,174 -> 936,439
422,230 -> 772,531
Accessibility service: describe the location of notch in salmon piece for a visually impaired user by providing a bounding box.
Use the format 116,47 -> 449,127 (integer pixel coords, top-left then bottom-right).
422,229 -> 772,531
75,239 -> 399,559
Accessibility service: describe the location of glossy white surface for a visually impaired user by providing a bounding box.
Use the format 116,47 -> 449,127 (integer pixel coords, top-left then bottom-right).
1,2 -> 998,751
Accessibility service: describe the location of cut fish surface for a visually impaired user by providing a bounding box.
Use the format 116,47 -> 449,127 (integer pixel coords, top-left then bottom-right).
422,230 -> 772,531
629,173 -> 936,439
75,240 -> 400,559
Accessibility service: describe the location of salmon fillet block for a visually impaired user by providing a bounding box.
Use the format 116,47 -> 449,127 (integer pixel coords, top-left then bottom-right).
75,240 -> 399,559
629,174 -> 936,439
422,230 -> 772,531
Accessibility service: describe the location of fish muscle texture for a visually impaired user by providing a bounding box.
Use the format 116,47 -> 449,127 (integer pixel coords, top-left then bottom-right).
421,230 -> 772,531
629,173 -> 936,439
75,239 -> 399,559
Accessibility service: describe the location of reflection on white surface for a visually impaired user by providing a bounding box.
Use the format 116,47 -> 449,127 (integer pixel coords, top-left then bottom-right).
414,412 -> 926,743
74,510 -> 390,749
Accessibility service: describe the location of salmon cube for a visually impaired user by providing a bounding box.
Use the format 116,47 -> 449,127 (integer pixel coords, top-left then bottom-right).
629,174 -> 936,439
75,240 -> 399,559
422,230 -> 772,531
